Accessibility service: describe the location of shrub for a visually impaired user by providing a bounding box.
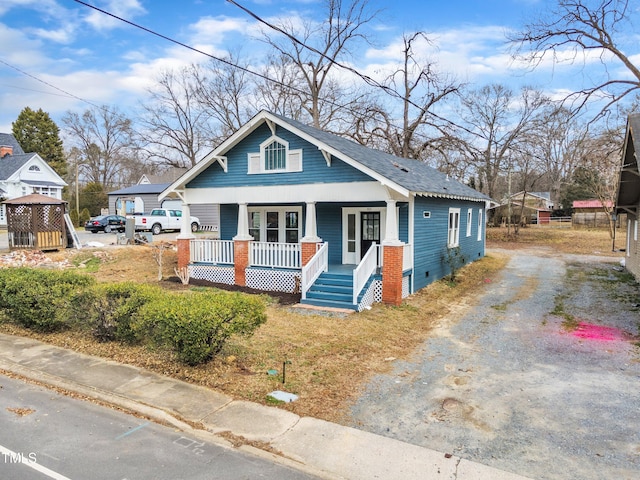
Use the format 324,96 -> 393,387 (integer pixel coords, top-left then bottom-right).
0,268 -> 95,332
74,282 -> 162,343
137,290 -> 267,365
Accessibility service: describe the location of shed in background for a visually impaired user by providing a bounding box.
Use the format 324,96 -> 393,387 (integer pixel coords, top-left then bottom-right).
4,194 -> 67,250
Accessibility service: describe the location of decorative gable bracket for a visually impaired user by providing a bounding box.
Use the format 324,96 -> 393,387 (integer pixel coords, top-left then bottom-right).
266,119 -> 277,136
214,156 -> 228,173
320,149 -> 331,167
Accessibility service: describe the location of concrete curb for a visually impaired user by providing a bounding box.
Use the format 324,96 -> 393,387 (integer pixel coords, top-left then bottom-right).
0,334 -> 534,480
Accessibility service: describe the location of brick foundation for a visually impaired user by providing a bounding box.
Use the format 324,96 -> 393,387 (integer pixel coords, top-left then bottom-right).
382,244 -> 403,306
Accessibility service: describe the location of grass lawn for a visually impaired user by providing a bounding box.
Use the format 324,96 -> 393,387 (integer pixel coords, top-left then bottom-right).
0,226 -> 626,423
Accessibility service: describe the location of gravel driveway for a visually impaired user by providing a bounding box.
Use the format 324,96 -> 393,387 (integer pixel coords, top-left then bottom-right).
350,247 -> 640,480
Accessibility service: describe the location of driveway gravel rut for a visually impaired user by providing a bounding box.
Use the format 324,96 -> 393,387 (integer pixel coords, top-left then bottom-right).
350,247 -> 640,480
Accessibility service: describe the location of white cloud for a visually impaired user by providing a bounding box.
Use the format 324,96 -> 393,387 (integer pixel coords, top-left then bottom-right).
84,0 -> 146,31
188,15 -> 254,46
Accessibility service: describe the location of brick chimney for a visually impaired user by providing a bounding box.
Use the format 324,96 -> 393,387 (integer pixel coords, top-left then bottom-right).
0,145 -> 13,158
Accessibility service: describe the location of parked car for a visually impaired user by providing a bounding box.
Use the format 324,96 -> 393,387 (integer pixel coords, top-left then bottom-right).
129,209 -> 199,235
85,215 -> 126,233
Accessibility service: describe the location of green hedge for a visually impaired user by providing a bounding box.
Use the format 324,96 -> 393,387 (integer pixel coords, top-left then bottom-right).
74,282 -> 162,343
0,267 -> 267,365
0,268 -> 95,332
136,290 -> 267,366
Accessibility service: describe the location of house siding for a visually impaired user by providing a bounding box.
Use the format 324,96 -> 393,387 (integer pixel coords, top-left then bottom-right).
186,123 -> 372,189
412,196 -> 485,291
626,213 -> 640,281
220,201 -> 408,267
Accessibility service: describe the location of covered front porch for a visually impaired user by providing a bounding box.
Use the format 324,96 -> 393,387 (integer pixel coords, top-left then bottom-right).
173,191 -> 413,309
185,237 -> 412,311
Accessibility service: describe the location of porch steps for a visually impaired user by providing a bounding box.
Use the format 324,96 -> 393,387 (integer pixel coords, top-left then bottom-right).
303,272 -> 358,310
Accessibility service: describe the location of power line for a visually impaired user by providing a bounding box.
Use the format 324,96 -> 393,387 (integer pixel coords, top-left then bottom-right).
226,0 -> 462,131
72,0 -> 459,157
72,0 -> 355,114
0,57 -> 101,109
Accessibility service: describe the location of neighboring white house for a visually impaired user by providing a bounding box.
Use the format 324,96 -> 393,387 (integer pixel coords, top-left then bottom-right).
0,133 -> 67,226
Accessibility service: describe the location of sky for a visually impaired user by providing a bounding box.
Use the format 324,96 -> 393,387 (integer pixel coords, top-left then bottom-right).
0,0 -> 637,136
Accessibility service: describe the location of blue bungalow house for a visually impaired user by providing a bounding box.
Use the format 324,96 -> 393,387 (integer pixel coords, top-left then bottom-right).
161,110 -> 490,311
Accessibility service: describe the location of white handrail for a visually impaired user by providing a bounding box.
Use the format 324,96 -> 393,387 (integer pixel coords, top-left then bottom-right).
250,242 -> 301,268
190,239 -> 234,264
403,243 -> 413,271
353,243 -> 378,305
301,242 -> 328,300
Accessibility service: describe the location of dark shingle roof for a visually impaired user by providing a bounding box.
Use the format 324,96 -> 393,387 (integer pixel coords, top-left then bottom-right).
0,133 -> 25,155
0,153 -> 33,180
270,112 -> 490,202
109,183 -> 172,195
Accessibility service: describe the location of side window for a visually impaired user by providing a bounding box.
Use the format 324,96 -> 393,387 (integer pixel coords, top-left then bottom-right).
477,208 -> 483,241
466,208 -> 472,237
448,208 -> 460,248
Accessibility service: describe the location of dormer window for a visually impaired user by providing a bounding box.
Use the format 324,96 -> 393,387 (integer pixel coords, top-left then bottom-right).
28,165 -> 41,172
264,139 -> 287,171
248,135 -> 302,174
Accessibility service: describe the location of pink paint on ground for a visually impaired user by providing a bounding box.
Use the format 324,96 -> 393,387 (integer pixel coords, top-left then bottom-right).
570,322 -> 631,342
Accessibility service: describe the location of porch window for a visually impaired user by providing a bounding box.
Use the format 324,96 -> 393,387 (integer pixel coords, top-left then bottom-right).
266,211 -> 279,242
248,207 -> 302,243
249,211 -> 261,241
448,208 -> 460,248
285,211 -> 299,243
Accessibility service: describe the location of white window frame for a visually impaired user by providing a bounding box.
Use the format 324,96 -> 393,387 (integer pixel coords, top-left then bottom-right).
466,208 -> 472,237
247,206 -> 303,243
448,208 -> 460,248
247,135 -> 303,174
477,208 -> 483,241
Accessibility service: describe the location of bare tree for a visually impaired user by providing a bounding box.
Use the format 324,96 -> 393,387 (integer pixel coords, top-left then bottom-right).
62,106 -> 139,189
574,125 -> 624,237
194,53 -> 255,139
259,0 -> 378,128
137,66 -> 214,169
352,32 -> 460,161
527,106 -> 587,209
510,0 -> 640,118
457,84 -> 550,200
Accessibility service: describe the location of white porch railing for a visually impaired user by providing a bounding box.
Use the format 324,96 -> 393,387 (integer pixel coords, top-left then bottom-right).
403,243 -> 413,271
376,243 -> 413,271
301,242 -> 328,300
250,241 -> 301,269
191,239 -> 234,264
353,243 -> 378,305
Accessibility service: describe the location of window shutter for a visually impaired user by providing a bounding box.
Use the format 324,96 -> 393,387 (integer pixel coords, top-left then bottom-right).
248,152 -> 260,174
288,149 -> 302,172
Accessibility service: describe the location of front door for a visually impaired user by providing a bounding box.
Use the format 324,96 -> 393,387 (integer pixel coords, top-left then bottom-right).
342,208 -> 385,264
360,212 -> 380,258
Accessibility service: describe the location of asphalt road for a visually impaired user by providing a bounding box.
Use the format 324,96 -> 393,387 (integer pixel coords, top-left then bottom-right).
0,375 -> 317,480
350,248 -> 640,480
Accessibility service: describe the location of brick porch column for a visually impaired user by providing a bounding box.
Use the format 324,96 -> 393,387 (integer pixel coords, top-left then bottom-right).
301,242 -> 321,266
382,243 -> 404,306
234,239 -> 250,287
177,238 -> 191,270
